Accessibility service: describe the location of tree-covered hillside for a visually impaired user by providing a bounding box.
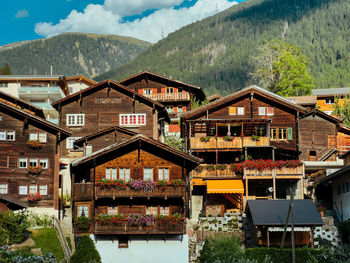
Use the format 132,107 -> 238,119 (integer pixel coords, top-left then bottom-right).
0,33 -> 151,77
96,0 -> 350,96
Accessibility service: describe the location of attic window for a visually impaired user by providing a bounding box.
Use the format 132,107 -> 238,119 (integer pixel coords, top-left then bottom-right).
309,150 -> 317,157
118,236 -> 129,248
325,98 -> 334,104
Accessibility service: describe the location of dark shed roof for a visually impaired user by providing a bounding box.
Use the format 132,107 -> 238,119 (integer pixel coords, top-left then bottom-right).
246,200 -> 323,226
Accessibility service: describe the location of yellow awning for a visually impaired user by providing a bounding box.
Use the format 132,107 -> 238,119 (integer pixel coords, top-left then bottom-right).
207,180 -> 244,194
192,178 -> 206,185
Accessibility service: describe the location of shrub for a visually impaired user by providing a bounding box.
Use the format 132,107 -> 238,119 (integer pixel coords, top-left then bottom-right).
339,219 -> 350,243
0,210 -> 30,245
75,216 -> 92,230
70,235 -> 101,263
199,235 -> 244,263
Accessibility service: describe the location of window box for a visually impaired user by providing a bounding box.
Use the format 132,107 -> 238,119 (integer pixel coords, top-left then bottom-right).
27,192 -> 42,203
75,216 -> 92,230
27,139 -> 43,149
27,166 -> 43,176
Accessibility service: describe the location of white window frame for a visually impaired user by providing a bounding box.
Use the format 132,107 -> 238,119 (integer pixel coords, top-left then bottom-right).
119,168 -> 130,182
38,133 -> 47,143
237,107 -> 244,115
266,107 -> 274,116
29,185 -> 38,194
19,158 -> 28,168
143,168 -> 153,181
105,168 -> 117,180
19,185 -> 28,195
160,207 -> 169,215
108,207 -> 118,215
40,159 -> 49,169
119,114 -> 146,126
143,89 -> 153,95
66,114 -> 85,126
39,185 -> 48,195
66,137 -> 82,149
158,168 -> 169,181
29,133 -> 38,140
0,131 -> 5,141
6,131 -> 15,141
0,184 -> 8,194
167,107 -> 174,113
258,107 -> 266,116
78,205 -> 89,217
146,206 -> 158,216
29,158 -> 38,167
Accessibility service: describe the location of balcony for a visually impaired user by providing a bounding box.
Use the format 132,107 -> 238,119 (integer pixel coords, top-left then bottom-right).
94,222 -> 185,235
73,183 -> 93,200
244,166 -> 303,178
142,92 -> 190,102
190,136 -> 270,150
95,185 -> 186,198
191,164 -> 240,178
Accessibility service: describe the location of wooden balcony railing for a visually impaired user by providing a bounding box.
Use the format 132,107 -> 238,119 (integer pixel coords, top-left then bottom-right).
95,185 -> 186,198
190,137 -> 270,150
94,222 -> 185,234
244,166 -> 303,177
73,183 -> 93,200
191,164 -> 240,178
142,92 -> 190,102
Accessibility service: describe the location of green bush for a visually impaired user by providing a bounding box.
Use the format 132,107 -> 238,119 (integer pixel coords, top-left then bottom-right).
339,219 -> 350,243
199,235 -> 243,263
0,210 -> 30,245
70,235 -> 101,263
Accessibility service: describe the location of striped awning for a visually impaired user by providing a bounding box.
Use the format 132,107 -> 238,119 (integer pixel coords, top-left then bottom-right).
207,180 -> 244,194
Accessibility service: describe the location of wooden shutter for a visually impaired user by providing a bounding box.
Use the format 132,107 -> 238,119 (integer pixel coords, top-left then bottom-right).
229,107 -> 237,115
138,89 -> 143,94
287,127 -> 293,140
153,88 -> 158,94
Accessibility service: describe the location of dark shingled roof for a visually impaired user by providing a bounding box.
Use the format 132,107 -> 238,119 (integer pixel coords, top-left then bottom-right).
246,200 -> 323,226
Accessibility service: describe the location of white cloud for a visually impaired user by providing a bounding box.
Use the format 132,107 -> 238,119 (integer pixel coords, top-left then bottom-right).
15,9 -> 29,19
35,0 -> 237,43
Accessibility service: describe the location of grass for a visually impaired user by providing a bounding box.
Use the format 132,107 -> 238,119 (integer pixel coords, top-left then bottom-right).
31,228 -> 65,262
66,236 -> 72,251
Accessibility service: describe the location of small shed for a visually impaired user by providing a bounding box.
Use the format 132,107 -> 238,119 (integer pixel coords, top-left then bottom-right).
245,200 -> 323,247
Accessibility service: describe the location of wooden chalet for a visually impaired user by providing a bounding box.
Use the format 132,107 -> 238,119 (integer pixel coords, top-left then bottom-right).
245,200 -> 323,248
73,125 -> 138,155
52,79 -> 170,159
0,96 -> 71,210
70,134 -> 201,240
119,71 -> 206,135
181,85 -> 308,216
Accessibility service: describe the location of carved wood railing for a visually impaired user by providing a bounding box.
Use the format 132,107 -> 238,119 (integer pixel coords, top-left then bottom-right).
142,92 -> 190,102
244,166 -> 303,177
190,137 -> 270,150
95,185 -> 186,198
94,222 -> 185,234
190,164 -> 240,178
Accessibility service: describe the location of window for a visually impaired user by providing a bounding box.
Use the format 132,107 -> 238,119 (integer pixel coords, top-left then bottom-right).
0,83 -> 8,88
95,97 -> 121,104
29,185 -> 38,194
167,107 -> 174,113
38,133 -> 47,143
237,107 -> 244,115
66,114 -> 85,126
95,97 -> 101,104
229,107 -> 237,115
166,88 -> 173,93
177,107 -> 183,113
19,185 -> 28,195
19,158 -> 28,168
108,207 -> 118,215
29,158 -> 38,167
0,184 -> 8,194
270,128 -> 277,140
143,168 -> 153,180
143,89 -> 153,95
105,168 -> 117,180
160,207 -> 169,215
6,131 -> 15,141
0,131 -> 5,140
40,159 -> 48,169
158,168 -> 169,181
119,114 -> 146,126
255,125 -> 267,136
278,128 -> 287,140
118,236 -> 129,248
325,98 -> 334,104
29,133 -> 38,140
258,107 -> 266,116
39,185 -> 47,195
346,182 -> 350,193
266,107 -> 274,116
66,137 -> 82,149
78,205 -> 89,217
119,168 -> 130,182
146,207 -> 158,216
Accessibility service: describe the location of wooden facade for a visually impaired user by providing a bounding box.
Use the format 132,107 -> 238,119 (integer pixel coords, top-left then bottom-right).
52,80 -> 169,158
0,99 -> 70,209
71,134 -> 200,236
182,86 -> 307,214
119,71 -> 206,134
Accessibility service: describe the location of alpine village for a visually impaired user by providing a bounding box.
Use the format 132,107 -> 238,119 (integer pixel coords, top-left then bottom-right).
2,0 -> 350,262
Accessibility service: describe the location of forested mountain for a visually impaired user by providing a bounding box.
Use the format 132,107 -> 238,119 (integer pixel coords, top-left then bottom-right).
96,0 -> 350,96
0,33 -> 150,77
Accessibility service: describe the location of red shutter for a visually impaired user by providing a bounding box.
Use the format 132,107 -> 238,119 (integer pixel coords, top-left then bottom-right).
174,107 -> 178,113
153,88 -> 158,94
161,88 -> 165,93
138,89 -> 143,94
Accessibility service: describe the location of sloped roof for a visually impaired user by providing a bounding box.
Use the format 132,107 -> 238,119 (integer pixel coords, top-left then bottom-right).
65,75 -> 96,85
51,79 -> 170,122
0,100 -> 71,139
287,95 -> 317,106
118,71 -> 206,100
319,165 -> 350,184
312,88 -> 350,97
72,134 -> 201,168
207,94 -> 222,102
301,108 -> 341,124
0,90 -> 45,118
0,194 -> 28,209
182,85 -> 307,120
247,200 -> 323,226
74,125 -> 138,148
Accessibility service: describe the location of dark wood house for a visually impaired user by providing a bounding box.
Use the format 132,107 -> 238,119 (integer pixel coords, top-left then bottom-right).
52,79 -> 170,159
181,85 -> 307,216
0,95 -> 71,210
70,134 -> 200,241
119,71 -> 206,135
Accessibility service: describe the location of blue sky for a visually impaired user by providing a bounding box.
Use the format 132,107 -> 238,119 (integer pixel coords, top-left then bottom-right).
2,0 -> 245,46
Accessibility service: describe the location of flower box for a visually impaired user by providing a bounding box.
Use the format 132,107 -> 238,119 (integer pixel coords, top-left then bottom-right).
27,140 -> 42,149
75,216 -> 92,230
27,166 -> 43,176
27,192 -> 42,202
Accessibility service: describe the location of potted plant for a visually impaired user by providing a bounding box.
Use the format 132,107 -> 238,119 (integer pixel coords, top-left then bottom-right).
223,136 -> 233,141
251,135 -> 260,141
216,164 -> 227,170
27,139 -> 42,149
200,136 -> 210,142
169,179 -> 184,186
127,179 -> 156,192
206,165 -> 215,171
75,216 -> 92,230
27,192 -> 42,202
156,179 -> 169,190
27,166 -> 43,176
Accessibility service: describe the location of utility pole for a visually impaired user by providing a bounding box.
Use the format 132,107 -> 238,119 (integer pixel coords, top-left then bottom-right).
280,187 -> 295,263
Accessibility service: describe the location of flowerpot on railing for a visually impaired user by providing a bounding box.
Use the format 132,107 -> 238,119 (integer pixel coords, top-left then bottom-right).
27,140 -> 43,149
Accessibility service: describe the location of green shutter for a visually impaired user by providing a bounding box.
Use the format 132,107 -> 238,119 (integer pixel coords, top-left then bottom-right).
287,127 -> 293,140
